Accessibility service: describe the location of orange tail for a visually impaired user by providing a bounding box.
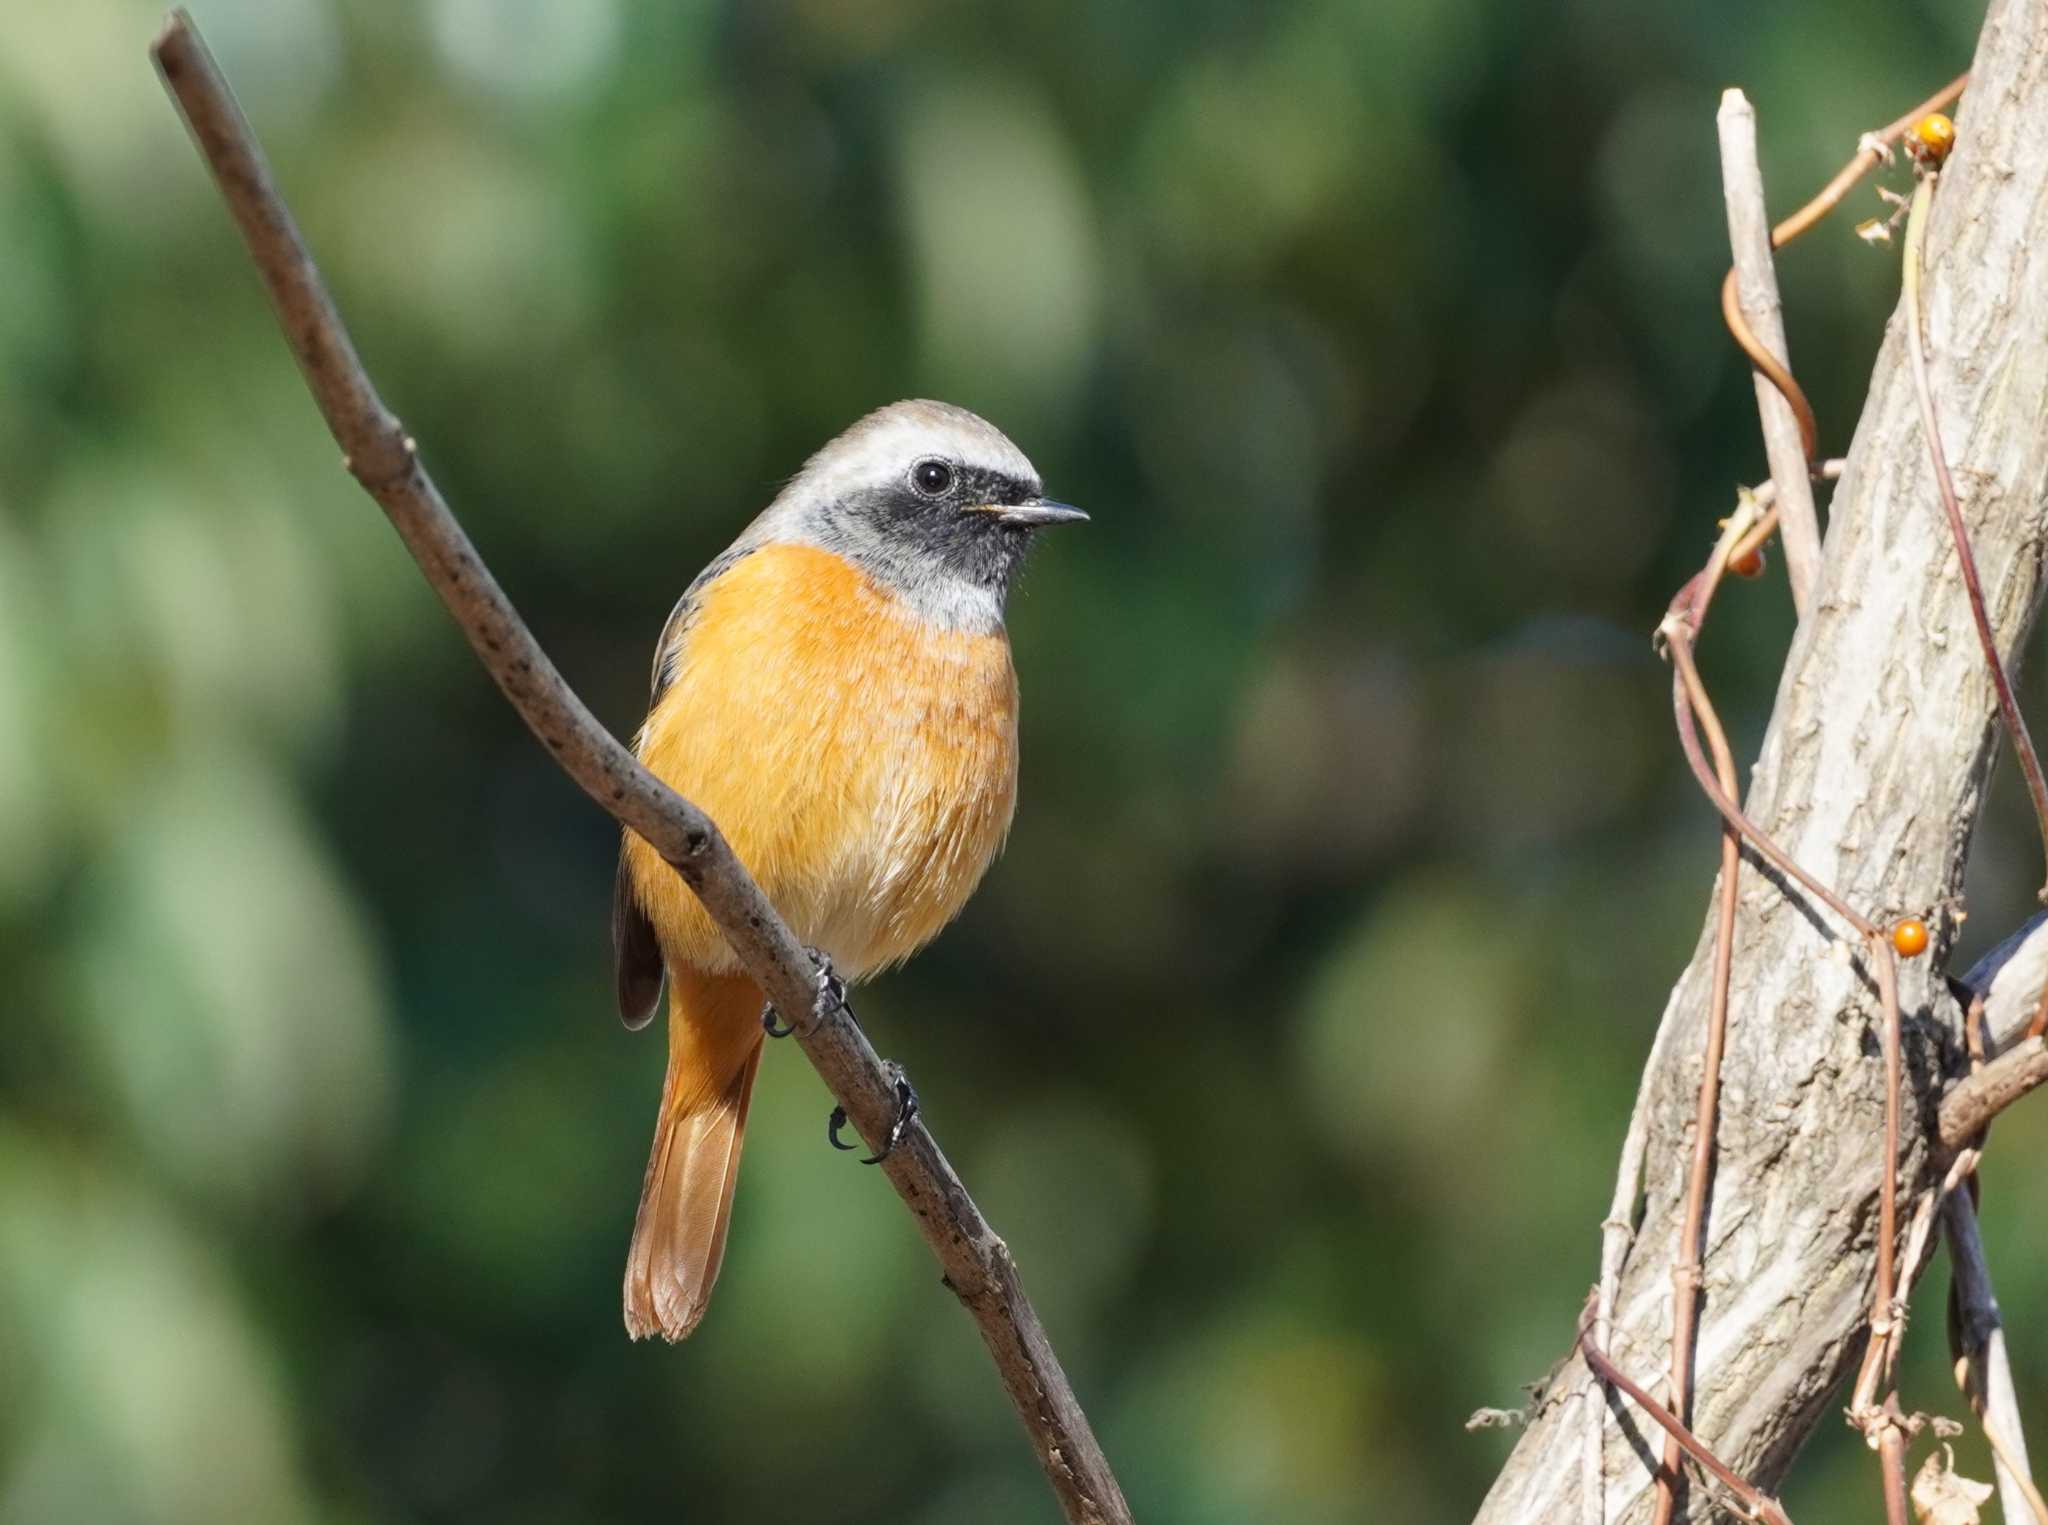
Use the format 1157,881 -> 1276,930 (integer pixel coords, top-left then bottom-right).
623,971 -> 765,1341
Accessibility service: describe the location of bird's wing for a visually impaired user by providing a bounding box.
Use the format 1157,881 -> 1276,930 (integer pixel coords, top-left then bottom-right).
613,855 -> 665,1029
612,544 -> 760,1028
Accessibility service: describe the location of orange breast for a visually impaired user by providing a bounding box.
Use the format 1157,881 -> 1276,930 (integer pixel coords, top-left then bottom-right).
624,542 -> 1019,981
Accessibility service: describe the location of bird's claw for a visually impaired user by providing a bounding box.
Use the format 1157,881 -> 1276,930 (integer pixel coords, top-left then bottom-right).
827,1106 -> 856,1151
828,1061 -> 919,1165
762,947 -> 846,1037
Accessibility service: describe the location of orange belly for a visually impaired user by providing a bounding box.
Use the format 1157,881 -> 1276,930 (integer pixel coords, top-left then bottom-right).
623,541 -> 1019,982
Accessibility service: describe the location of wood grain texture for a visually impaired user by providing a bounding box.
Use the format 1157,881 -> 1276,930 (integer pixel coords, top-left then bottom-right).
1477,2 -> 2048,1517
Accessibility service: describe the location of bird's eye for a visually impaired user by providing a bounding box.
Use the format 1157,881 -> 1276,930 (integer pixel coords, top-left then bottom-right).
911,459 -> 955,497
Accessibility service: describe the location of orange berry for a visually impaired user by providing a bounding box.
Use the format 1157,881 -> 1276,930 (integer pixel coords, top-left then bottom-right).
1729,546 -> 1766,579
1892,917 -> 1930,958
1910,113 -> 1956,166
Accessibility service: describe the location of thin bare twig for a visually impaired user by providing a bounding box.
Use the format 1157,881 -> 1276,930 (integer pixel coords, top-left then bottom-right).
1899,1175 -> 1951,1289
1585,1028 -> 1668,1525
1782,72 -> 1968,246
1576,1299 -> 1796,1525
1946,1191 -> 2048,1525
1718,90 -> 1821,615
1940,1036 -> 2048,1147
1652,511 -> 1755,1525
1844,940 -> 1906,1497
1848,937 -> 1906,1419
148,14 -> 1131,1524
1985,1418 -> 2048,1525
1716,72 -> 1968,477
1901,166 -> 2048,901
1876,1401 -> 1910,1525
1874,938 -> 1903,1376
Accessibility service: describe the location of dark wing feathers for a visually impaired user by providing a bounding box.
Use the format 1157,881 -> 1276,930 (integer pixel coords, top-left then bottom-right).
613,851 -> 664,1029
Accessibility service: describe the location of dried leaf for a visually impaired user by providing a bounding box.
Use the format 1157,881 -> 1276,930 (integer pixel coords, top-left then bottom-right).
1912,1443 -> 1995,1524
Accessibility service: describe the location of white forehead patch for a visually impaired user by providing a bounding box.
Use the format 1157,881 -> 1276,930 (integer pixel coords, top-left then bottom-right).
764,399 -> 1040,523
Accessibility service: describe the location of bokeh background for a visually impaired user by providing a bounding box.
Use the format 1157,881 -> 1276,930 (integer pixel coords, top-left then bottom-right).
3,1 -> 2042,1521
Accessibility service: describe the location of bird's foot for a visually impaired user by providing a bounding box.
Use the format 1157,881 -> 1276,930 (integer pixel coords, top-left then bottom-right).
761,947 -> 847,1038
813,951 -> 849,1019
828,1060 -> 919,1165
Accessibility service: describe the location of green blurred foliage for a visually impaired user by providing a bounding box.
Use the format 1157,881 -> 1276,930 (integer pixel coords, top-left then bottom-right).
1,1 -> 2041,1521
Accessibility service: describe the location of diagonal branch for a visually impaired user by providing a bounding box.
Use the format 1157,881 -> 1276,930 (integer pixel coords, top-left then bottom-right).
147,13 -> 1131,1525
1939,1037 -> 2048,1147
1650,509 -> 1762,1525
1900,166 -> 2048,902
1945,1190 -> 2048,1525
1576,1299 -> 1795,1525
1717,89 -> 1821,617
1659,621 -> 1875,940
1939,917 -> 2048,1144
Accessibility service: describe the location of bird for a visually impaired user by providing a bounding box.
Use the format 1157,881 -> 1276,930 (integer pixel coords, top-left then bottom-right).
611,399 -> 1086,1341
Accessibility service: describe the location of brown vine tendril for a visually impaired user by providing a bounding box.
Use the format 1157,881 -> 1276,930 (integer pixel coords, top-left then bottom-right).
1720,71 -> 1968,469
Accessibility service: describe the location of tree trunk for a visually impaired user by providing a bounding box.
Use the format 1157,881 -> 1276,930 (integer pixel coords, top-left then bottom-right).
1476,1 -> 2048,1518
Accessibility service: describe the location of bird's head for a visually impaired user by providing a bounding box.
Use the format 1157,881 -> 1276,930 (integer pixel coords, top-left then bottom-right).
762,399 -> 1086,631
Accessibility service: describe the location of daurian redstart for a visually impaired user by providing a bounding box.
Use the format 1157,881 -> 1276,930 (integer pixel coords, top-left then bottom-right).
612,400 -> 1085,1341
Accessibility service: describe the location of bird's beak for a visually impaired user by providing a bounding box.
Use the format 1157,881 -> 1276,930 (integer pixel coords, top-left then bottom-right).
978,499 -> 1090,528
